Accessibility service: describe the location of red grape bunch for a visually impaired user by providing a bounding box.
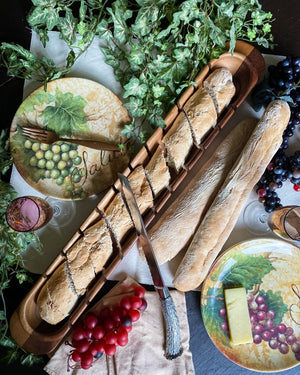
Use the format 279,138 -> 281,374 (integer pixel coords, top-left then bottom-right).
67,286 -> 147,370
219,293 -> 300,362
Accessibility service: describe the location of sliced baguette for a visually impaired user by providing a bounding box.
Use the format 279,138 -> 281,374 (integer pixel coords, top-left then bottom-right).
37,262 -> 78,325
128,165 -> 153,213
203,68 -> 236,115
183,87 -> 217,146
173,100 -> 291,292
144,144 -> 171,196
66,242 -> 96,296
142,118 -> 258,265
162,111 -> 193,173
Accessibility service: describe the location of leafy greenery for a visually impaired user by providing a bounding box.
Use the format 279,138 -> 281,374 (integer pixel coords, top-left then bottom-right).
0,0 -> 274,143
258,289 -> 288,326
212,253 -> 275,291
41,89 -> 89,136
0,130 -> 42,365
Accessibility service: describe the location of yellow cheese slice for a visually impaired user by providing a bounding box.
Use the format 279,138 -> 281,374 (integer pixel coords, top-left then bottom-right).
224,287 -> 253,345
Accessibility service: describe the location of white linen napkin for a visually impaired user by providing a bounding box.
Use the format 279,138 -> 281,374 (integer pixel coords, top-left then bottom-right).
44,276 -> 195,375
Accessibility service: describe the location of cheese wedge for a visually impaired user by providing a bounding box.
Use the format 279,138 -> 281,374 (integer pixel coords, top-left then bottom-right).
224,287 -> 253,345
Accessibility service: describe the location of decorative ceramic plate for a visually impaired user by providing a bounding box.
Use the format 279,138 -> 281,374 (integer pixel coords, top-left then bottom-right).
10,78 -> 131,200
201,238 -> 300,372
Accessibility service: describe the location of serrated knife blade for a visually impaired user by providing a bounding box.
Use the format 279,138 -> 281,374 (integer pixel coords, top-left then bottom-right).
118,173 -> 182,359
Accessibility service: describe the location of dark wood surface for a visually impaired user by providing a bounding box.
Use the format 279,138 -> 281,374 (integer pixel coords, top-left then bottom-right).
0,1 -> 300,374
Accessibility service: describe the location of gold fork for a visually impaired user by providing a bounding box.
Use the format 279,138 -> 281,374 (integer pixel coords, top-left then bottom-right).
21,126 -> 120,151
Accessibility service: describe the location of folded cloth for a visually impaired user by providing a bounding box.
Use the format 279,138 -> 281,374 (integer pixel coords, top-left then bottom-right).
44,276 -> 195,375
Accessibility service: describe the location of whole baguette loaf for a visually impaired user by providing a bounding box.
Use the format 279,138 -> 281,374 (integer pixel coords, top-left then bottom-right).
141,118 -> 257,265
173,100 -> 291,292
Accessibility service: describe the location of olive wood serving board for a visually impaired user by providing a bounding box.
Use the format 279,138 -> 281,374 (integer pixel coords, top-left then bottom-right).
10,40 -> 265,354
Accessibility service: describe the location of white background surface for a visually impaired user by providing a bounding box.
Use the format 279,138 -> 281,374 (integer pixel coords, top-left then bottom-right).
10,31 -> 300,287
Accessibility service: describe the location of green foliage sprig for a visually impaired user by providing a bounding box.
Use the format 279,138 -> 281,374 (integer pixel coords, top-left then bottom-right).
0,130 -> 42,365
0,0 -> 274,143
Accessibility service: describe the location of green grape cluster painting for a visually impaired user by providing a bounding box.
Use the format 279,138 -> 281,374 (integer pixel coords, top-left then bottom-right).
10,78 -> 131,200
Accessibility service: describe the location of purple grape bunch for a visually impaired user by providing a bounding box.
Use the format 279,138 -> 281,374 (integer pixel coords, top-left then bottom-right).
252,55 -> 300,212
219,293 -> 300,361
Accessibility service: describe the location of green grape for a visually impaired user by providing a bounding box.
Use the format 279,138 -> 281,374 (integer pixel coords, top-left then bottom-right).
40,143 -> 50,151
61,143 -> 70,152
61,152 -> 69,161
61,169 -> 69,178
29,156 -> 38,167
56,176 -> 64,185
72,174 -> 81,183
51,144 -> 60,154
24,139 -> 32,149
69,166 -> 78,174
37,159 -> 46,169
45,150 -> 54,160
46,160 -> 55,170
35,150 -> 44,159
51,169 -> 60,179
53,153 -> 61,163
79,167 -> 87,177
32,142 -> 40,152
65,183 -> 74,192
63,191 -> 72,199
57,160 -> 67,170
66,159 -> 73,168
56,141 -> 63,145
69,150 -> 78,159
44,170 -> 51,179
73,156 -> 82,165
74,186 -> 83,195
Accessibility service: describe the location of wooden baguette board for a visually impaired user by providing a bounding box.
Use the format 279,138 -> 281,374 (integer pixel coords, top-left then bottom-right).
9,40 -> 265,354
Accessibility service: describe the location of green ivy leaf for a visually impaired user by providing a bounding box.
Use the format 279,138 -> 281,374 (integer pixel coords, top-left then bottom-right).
123,78 -> 148,99
123,97 -> 145,117
59,10 -> 77,45
40,90 -> 89,136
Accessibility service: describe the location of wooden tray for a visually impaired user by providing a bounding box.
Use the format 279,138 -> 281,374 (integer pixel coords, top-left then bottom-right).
9,41 -> 265,355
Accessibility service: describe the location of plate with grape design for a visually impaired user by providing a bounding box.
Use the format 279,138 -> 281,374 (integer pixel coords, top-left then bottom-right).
10,77 -> 131,200
201,238 -> 300,372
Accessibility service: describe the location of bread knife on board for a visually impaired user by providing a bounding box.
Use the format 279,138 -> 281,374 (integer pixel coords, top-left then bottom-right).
118,173 -> 182,360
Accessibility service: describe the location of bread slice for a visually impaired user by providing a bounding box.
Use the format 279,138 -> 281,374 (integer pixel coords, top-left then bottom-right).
183,87 -> 217,146
104,192 -> 133,246
162,111 -> 193,173
140,119 -> 257,265
203,68 -> 236,115
173,100 -> 291,292
128,165 -> 153,213
66,241 -> 96,296
144,144 -> 171,197
83,218 -> 113,274
37,262 -> 78,325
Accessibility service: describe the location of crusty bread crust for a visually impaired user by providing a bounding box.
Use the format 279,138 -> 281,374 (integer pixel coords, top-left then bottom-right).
163,111 -> 193,172
183,87 -> 217,146
203,68 -> 236,115
173,100 -> 291,292
37,262 -> 78,324
144,144 -> 171,196
143,119 -> 258,265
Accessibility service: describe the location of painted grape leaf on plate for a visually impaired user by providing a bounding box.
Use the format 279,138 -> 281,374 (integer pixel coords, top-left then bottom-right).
258,289 -> 288,326
212,253 -> 275,291
41,90 -> 89,137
